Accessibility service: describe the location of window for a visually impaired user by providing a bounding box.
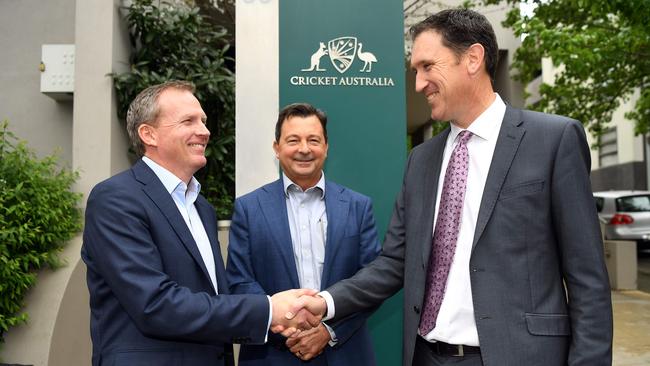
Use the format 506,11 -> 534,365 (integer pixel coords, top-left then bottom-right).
594,196 -> 604,212
616,195 -> 650,212
598,127 -> 618,167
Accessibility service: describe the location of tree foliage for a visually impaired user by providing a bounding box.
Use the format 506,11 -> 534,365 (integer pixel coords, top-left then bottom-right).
113,0 -> 235,218
0,121 -> 81,342
476,0 -> 650,139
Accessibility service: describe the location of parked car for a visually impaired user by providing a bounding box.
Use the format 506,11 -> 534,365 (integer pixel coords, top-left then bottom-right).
594,190 -> 650,251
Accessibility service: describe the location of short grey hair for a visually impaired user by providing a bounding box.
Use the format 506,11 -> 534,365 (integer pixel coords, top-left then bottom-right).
126,80 -> 195,156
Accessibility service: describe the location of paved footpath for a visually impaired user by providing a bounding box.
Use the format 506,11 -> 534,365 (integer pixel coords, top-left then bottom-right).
613,290 -> 650,365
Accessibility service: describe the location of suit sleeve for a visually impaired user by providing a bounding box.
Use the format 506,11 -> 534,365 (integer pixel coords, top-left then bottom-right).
226,198 -> 267,295
82,184 -> 269,345
326,155 -> 411,320
551,120 -> 613,365
327,197 -> 382,345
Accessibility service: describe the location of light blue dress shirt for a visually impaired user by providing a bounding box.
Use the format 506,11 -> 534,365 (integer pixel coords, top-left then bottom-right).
282,172 -> 338,343
283,173 -> 327,291
142,156 -> 218,292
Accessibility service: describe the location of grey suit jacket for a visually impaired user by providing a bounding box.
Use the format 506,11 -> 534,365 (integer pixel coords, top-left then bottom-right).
327,107 -> 613,366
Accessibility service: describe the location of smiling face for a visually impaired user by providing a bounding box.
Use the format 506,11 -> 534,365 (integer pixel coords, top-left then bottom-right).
273,115 -> 328,190
410,30 -> 471,125
139,87 -> 210,183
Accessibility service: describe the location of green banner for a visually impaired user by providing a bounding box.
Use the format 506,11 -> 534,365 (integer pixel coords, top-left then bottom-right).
279,1 -> 406,364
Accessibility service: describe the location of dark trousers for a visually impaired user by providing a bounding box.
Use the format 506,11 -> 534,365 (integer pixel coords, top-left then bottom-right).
412,337 -> 484,366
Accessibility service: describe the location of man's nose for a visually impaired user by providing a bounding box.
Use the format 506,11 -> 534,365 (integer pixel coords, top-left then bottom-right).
414,72 -> 427,94
198,122 -> 210,137
298,140 -> 310,153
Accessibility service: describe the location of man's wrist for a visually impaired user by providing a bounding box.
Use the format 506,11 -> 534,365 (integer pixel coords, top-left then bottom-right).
322,322 -> 338,347
317,291 -> 335,321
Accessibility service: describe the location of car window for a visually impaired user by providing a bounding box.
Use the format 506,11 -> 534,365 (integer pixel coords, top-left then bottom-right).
594,197 -> 604,212
616,195 -> 650,212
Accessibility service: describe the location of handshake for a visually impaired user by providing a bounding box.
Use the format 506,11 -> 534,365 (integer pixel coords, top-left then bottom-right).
269,289 -> 328,336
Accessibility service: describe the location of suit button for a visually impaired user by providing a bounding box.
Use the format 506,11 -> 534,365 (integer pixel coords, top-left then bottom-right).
414,306 -> 420,314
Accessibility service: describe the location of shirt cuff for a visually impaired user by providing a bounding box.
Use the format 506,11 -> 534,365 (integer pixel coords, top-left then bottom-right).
318,291 -> 335,321
322,322 -> 338,347
265,295 -> 272,343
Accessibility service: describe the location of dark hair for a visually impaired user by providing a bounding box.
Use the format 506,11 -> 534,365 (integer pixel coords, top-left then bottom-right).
410,8 -> 498,81
126,80 -> 195,156
275,103 -> 328,142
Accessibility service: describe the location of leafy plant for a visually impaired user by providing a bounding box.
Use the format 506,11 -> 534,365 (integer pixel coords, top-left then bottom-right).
113,0 -> 235,218
472,0 -> 650,140
0,120 -> 81,342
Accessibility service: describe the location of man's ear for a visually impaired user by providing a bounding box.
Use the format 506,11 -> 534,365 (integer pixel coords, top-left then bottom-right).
273,140 -> 280,159
465,43 -> 485,77
138,124 -> 157,148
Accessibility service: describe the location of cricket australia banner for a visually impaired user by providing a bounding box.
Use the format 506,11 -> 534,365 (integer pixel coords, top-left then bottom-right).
290,36 -> 395,86
280,1 -> 406,365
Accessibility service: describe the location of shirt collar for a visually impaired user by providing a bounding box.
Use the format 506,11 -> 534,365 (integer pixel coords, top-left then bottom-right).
282,172 -> 326,199
142,156 -> 201,196
449,93 -> 506,143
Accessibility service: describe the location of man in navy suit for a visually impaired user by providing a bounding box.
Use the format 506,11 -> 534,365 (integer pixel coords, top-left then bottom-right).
295,9 -> 612,366
82,81 -> 318,366
226,103 -> 380,365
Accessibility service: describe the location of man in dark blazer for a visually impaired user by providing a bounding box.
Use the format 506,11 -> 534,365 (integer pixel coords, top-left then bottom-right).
82,81 -> 318,366
296,9 -> 612,366
226,103 -> 380,365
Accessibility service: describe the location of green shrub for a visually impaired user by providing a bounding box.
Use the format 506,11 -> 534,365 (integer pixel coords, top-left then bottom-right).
113,0 -> 235,219
0,120 -> 82,342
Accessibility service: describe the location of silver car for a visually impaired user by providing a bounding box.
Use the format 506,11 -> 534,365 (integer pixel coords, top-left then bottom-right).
594,190 -> 650,251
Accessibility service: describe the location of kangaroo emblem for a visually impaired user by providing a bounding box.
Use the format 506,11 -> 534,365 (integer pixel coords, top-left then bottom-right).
301,42 -> 328,72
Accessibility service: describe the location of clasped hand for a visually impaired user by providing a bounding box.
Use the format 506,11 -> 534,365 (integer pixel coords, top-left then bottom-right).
269,289 -> 327,337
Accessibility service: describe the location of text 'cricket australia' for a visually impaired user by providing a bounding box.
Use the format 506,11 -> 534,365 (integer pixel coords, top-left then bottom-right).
290,76 -> 395,87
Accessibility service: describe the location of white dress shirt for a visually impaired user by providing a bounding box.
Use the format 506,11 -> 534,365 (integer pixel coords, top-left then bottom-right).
422,93 -> 506,345
142,156 -> 218,292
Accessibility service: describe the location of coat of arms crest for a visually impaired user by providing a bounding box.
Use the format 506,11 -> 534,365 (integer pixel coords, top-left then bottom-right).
327,36 -> 358,74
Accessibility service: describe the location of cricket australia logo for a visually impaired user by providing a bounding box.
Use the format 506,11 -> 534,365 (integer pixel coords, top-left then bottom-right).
293,35 -> 393,87
301,36 -> 377,74
328,37 -> 358,73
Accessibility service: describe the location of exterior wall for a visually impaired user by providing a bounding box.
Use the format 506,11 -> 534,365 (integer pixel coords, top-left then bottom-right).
0,0 -> 75,164
0,0 -> 131,365
589,89 -> 645,190
591,161 -> 647,192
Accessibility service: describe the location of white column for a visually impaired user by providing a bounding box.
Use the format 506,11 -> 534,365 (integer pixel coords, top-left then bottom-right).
235,0 -> 280,197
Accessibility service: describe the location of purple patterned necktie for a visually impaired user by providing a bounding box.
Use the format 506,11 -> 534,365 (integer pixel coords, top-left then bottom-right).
419,130 -> 472,335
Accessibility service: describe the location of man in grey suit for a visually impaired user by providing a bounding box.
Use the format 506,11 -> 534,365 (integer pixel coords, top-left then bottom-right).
293,8 -> 613,366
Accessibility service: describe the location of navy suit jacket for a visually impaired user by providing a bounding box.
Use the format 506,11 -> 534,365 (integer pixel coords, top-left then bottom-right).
327,108 -> 613,366
226,179 -> 381,366
82,159 -> 270,366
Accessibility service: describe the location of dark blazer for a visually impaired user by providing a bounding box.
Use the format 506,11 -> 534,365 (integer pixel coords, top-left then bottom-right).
81,159 -> 270,366
326,107 -> 613,366
226,179 -> 380,366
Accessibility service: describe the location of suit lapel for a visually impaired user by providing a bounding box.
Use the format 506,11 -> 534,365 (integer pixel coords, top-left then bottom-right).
133,160 -> 214,292
421,129 -> 450,269
259,180 -> 301,288
195,198 -> 228,294
472,107 -> 525,249
322,181 -> 348,287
